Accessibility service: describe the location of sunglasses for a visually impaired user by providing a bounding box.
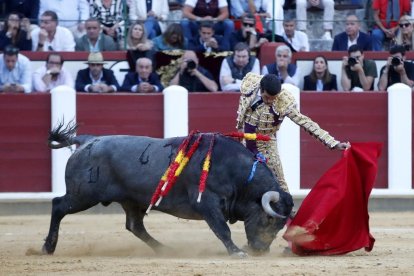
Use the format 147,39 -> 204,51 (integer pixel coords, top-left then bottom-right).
399,23 -> 411,28
243,23 -> 254,27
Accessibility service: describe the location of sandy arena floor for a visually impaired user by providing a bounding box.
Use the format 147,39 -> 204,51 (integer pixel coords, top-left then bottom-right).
0,211 -> 413,275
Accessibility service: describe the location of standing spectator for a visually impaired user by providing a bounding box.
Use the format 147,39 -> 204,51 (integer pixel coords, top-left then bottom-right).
31,10 -> 75,51
219,42 -> 260,91
280,15 -> 309,52
128,0 -> 169,39
378,44 -> 414,90
394,15 -> 414,50
332,14 -> 373,51
121,57 -> 164,93
372,0 -> 411,51
170,50 -> 218,92
188,21 -> 229,52
32,53 -> 74,93
75,52 -> 120,93
75,18 -> 118,51
181,0 -> 234,50
230,0 -> 284,35
262,45 -> 300,86
229,14 -> 268,51
153,23 -> 188,51
39,0 -> 89,38
296,0 -> 335,40
303,56 -> 337,91
4,0 -> 39,24
0,13 -> 32,51
0,45 -> 31,93
90,0 -> 125,46
341,44 -> 377,91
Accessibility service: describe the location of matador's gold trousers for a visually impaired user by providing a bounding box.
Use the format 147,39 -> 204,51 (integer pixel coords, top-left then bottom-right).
256,140 -> 290,193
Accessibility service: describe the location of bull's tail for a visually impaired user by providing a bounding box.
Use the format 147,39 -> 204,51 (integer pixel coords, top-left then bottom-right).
48,121 -> 94,149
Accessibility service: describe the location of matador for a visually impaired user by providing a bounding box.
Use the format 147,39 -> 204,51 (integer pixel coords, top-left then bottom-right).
236,73 -> 350,193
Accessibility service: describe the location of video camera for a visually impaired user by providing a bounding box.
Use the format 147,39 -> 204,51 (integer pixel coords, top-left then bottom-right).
391,56 -> 403,66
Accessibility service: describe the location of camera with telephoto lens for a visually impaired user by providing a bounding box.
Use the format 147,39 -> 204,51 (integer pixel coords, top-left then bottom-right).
348,57 -> 357,66
186,60 -> 196,70
391,56 -> 402,66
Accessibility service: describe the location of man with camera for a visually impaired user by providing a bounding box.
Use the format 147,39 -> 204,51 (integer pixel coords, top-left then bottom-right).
341,44 -> 377,91
33,53 -> 74,92
378,45 -> 414,91
170,50 -> 218,92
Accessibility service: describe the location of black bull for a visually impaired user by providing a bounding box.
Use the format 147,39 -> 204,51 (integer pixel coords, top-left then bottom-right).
43,125 -> 293,257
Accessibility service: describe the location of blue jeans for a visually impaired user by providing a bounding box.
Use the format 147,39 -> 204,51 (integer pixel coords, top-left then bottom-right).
144,16 -> 161,39
372,28 -> 385,51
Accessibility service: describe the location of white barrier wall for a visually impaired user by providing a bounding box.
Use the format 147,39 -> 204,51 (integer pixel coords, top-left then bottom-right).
387,83 -> 412,195
163,85 -> 189,138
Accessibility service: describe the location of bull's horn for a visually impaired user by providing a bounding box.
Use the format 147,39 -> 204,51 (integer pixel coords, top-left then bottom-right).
261,191 -> 286,219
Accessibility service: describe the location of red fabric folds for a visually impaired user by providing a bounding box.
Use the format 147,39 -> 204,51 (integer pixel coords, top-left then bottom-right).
283,142 -> 382,256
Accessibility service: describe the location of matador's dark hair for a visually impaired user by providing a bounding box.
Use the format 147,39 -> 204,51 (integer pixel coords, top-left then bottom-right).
260,74 -> 281,96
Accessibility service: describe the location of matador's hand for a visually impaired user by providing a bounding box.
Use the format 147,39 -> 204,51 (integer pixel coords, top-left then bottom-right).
335,141 -> 351,151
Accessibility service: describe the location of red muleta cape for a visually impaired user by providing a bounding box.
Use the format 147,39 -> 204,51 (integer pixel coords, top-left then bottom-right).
283,142 -> 382,256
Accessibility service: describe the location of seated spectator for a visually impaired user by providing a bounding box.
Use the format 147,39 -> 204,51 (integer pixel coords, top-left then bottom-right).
0,45 -> 31,93
126,22 -> 155,66
303,56 -> 337,91
262,45 -> 300,86
229,14 -> 268,51
0,13 -> 32,51
280,14 -> 309,52
296,0 -> 335,40
394,15 -> 414,50
38,0 -> 89,38
90,0 -> 125,46
372,0 -> 411,51
332,14 -> 373,51
378,44 -> 414,90
153,23 -> 189,51
75,52 -> 119,93
189,21 -> 229,52
230,0 -> 284,35
121,57 -> 164,93
128,0 -> 169,39
169,50 -> 218,92
32,53 -> 74,93
31,10 -> 75,51
181,0 -> 234,50
341,44 -> 377,91
75,18 -> 118,51
219,42 -> 260,91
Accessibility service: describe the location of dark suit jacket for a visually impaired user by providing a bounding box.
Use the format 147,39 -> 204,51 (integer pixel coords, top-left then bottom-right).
188,35 -> 229,52
120,72 -> 163,92
303,74 -> 338,91
332,31 -> 373,51
75,33 -> 118,51
75,68 -> 120,92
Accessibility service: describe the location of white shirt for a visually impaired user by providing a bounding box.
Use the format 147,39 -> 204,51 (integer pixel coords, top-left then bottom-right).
0,53 -> 32,93
347,32 -> 360,49
31,26 -> 76,51
185,0 -> 228,8
219,58 -> 260,91
32,66 -> 74,92
281,30 -> 310,52
39,0 -> 89,28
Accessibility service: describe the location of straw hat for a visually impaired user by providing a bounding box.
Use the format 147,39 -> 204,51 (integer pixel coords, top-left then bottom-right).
85,52 -> 106,64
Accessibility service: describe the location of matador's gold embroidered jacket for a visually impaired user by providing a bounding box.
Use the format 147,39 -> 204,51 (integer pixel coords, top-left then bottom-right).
236,72 -> 340,149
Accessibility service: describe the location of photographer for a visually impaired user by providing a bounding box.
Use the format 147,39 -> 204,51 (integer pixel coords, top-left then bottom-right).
33,53 -> 74,92
378,45 -> 414,91
170,50 -> 218,92
341,44 -> 377,91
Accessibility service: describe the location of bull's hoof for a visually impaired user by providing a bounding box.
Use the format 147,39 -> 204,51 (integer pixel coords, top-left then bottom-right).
231,251 -> 249,258
242,244 -> 269,256
41,244 -> 55,255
